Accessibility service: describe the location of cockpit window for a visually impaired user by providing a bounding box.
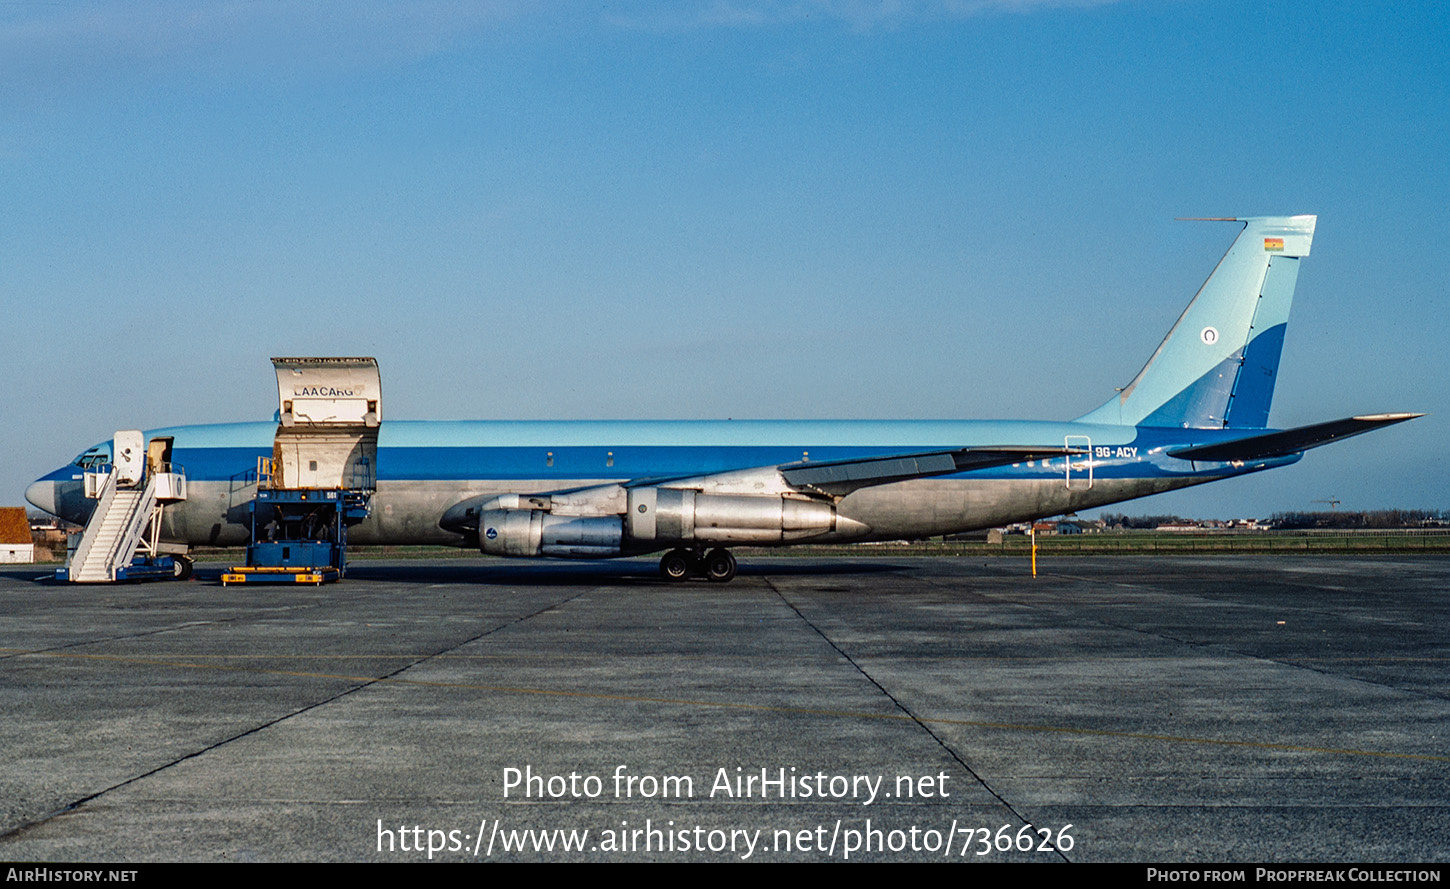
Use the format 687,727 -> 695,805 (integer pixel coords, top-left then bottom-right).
72,444 -> 111,470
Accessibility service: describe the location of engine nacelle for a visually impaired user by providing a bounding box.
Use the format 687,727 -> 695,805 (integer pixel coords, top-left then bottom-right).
626,488 -> 864,545
480,509 -> 623,558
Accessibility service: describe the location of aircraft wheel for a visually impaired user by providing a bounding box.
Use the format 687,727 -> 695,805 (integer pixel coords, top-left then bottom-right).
171,555 -> 194,581
704,548 -> 737,583
659,550 -> 693,582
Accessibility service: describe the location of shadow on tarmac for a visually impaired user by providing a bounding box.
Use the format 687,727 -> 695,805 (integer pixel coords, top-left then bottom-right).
178,559 -> 911,587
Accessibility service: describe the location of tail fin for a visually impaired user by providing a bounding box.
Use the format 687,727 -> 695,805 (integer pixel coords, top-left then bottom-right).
1076,215 -> 1316,429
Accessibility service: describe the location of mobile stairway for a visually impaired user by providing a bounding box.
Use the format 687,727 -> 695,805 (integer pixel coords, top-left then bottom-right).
59,430 -> 190,582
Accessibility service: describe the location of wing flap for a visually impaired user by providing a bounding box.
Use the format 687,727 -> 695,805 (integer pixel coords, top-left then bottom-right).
1166,413 -> 1422,463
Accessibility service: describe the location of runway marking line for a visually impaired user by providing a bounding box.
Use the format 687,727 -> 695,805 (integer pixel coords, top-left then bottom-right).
8,648 -> 1448,764
6,649 -> 1441,664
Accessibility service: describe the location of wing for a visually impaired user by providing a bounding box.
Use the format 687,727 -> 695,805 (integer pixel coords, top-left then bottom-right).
778,445 -> 1086,496
439,443 -> 1086,535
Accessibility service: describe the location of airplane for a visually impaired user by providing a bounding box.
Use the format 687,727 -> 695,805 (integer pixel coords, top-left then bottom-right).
25,215 -> 1420,582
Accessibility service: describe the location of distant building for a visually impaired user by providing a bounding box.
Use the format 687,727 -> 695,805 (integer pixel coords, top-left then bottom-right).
0,508 -> 34,563
1030,521 -> 1083,536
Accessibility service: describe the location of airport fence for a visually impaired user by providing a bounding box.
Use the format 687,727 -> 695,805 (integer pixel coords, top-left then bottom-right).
736,529 -> 1450,557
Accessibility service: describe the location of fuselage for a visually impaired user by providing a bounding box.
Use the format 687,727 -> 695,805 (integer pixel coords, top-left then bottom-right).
27,418 -> 1296,549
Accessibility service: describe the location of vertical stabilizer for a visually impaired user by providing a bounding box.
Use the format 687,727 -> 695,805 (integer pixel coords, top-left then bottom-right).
1076,215 -> 1315,429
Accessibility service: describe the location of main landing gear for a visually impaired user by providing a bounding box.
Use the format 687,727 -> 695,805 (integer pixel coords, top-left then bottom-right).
658,547 -> 738,583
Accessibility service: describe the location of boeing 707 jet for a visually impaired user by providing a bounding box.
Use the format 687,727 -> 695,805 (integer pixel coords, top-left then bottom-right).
26,215 -> 1419,582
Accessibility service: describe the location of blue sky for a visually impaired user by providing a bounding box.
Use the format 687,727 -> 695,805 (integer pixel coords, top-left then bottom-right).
2,0 -> 1446,518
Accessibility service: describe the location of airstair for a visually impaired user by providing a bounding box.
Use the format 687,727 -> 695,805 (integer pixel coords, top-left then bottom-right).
60,430 -> 189,582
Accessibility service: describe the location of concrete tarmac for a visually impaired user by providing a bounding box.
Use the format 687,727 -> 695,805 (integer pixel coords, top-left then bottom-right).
0,555 -> 1446,863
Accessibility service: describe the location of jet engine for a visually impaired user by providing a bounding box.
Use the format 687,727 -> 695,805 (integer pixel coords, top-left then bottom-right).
625,488 -> 855,544
479,509 -> 623,558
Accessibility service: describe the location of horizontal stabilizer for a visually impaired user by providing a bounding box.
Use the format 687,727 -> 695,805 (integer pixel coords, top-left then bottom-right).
782,445 -> 1084,496
1166,413 -> 1422,463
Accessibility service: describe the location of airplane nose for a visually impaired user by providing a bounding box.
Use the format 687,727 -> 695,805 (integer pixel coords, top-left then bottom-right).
25,480 -> 56,516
